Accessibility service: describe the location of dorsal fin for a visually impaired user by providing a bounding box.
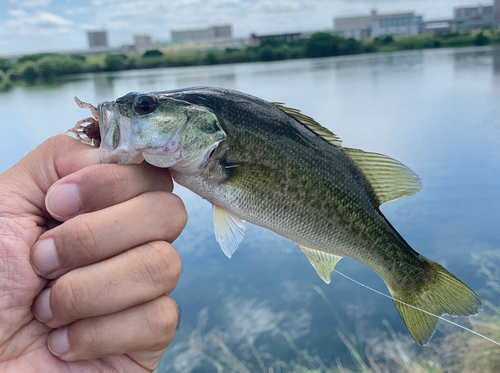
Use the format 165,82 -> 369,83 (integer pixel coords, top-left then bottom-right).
342,148 -> 423,205
273,103 -> 342,147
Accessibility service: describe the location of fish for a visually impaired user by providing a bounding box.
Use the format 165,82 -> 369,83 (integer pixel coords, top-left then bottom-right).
82,86 -> 481,345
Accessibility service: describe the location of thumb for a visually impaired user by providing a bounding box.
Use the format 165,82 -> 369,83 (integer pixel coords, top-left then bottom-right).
1,134 -> 101,219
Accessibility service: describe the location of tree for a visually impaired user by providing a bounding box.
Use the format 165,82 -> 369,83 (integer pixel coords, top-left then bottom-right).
305,32 -> 340,58
104,54 -> 128,71
0,58 -> 13,72
19,61 -> 39,82
473,32 -> 490,46
143,49 -> 163,58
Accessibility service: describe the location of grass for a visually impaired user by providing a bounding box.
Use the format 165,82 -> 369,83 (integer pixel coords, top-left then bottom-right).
161,249 -> 500,373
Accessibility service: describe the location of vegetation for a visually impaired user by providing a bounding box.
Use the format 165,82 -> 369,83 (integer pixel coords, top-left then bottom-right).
1,30 -> 499,89
159,250 -> 500,373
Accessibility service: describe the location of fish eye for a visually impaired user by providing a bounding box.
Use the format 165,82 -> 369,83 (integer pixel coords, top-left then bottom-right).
134,95 -> 157,114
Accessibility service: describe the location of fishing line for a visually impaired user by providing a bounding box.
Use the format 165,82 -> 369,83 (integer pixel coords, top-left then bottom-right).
332,269 -> 500,347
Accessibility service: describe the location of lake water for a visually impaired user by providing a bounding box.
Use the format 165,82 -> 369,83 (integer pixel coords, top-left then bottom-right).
1,47 -> 500,371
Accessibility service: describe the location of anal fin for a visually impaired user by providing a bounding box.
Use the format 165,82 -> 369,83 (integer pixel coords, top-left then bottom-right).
296,244 -> 343,284
213,205 -> 246,258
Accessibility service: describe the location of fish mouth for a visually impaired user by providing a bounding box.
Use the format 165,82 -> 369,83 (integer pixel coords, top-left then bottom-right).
97,101 -> 145,165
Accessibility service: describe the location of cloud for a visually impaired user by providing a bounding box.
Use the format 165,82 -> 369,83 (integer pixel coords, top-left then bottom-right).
8,0 -> 51,8
0,10 -> 73,38
64,7 -> 91,16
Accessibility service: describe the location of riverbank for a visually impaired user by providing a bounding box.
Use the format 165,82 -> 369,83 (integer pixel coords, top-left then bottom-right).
1,30 -> 499,89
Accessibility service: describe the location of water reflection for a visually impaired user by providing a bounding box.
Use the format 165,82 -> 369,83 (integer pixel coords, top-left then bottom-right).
1,47 -> 499,372
92,76 -> 115,100
175,66 -> 237,88
493,46 -> 500,75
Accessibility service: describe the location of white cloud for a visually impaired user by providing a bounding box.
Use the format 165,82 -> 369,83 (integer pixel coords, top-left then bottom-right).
0,10 -> 73,38
38,11 -> 73,28
7,9 -> 27,17
9,0 -> 51,8
64,6 -> 91,16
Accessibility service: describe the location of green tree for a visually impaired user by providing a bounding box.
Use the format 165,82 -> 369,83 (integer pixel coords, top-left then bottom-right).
305,32 -> 340,58
19,61 -> 39,82
17,52 -> 58,64
0,58 -> 13,72
143,49 -> 163,58
104,54 -> 128,71
204,51 -> 219,65
37,56 -> 85,79
473,32 -> 490,46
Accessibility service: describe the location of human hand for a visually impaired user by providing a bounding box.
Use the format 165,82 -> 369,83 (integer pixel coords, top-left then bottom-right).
0,135 -> 186,372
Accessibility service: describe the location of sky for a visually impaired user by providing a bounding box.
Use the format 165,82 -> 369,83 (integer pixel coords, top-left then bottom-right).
0,0 -> 494,56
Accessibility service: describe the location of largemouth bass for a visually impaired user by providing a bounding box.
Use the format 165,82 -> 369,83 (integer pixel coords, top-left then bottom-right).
85,87 -> 480,345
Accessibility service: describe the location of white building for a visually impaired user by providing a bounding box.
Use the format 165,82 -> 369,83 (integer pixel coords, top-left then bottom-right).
171,25 -> 232,43
134,35 -> 153,53
371,12 -> 424,37
334,10 -> 424,39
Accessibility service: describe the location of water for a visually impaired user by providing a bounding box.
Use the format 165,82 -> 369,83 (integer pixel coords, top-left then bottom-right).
1,47 -> 500,371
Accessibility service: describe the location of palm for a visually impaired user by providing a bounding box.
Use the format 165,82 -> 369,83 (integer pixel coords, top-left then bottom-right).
0,210 -> 152,372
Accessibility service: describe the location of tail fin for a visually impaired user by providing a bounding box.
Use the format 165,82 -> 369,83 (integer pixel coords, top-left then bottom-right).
387,261 -> 481,345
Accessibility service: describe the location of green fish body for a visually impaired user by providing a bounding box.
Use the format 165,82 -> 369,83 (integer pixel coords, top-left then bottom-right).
96,87 -> 481,345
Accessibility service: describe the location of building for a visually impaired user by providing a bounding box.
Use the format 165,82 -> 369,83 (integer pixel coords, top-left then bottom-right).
371,12 -> 424,37
134,34 -> 153,53
334,9 -> 424,39
171,25 -> 232,43
423,20 -> 452,34
495,0 -> 500,27
87,30 -> 108,49
251,32 -> 301,46
452,4 -> 496,31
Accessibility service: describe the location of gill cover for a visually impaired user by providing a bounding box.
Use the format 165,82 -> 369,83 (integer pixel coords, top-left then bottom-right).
97,92 -> 226,173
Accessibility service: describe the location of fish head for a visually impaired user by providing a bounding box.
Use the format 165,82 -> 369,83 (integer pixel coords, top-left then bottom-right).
98,91 -> 226,174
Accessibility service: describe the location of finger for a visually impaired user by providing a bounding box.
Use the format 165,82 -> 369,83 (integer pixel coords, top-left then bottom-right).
32,241 -> 181,328
45,162 -> 174,221
1,135 -> 100,220
47,295 -> 178,364
31,192 -> 187,279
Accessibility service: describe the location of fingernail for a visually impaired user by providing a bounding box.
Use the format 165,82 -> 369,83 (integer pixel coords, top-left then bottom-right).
46,183 -> 80,218
48,328 -> 70,356
31,238 -> 59,276
33,288 -> 53,322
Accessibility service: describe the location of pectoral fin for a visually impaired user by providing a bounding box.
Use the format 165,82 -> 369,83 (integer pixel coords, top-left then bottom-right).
297,244 -> 343,284
213,205 -> 246,258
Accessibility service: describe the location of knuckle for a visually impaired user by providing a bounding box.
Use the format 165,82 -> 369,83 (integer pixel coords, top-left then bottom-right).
168,194 -> 188,229
141,242 -> 182,293
67,216 -> 99,263
52,276 -> 88,320
80,317 -> 106,347
146,296 -> 178,343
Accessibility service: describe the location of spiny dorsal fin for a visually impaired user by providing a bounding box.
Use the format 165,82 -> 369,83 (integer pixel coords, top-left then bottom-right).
213,205 -> 246,258
342,148 -> 423,205
273,103 -> 342,147
296,244 -> 343,284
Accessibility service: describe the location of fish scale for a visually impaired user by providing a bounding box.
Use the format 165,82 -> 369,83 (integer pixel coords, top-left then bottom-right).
93,86 -> 481,345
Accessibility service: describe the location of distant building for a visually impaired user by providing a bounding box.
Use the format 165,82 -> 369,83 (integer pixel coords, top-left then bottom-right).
250,32 -> 301,46
134,34 -> 153,53
452,4 -> 496,31
495,0 -> 499,26
171,25 -> 232,43
423,20 -> 452,35
87,30 -> 108,49
334,9 -> 424,39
